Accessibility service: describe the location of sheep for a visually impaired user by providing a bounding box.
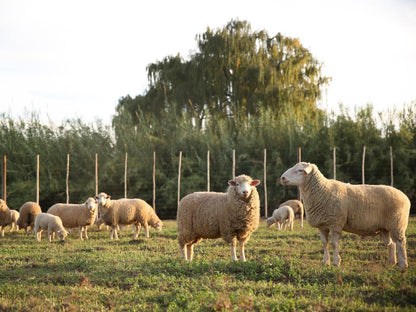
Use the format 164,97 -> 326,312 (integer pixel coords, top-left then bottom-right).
34,213 -> 68,242
16,202 -> 42,233
95,192 -> 163,240
279,199 -> 304,228
9,210 -> 20,232
266,205 -> 294,231
280,162 -> 410,268
47,197 -> 98,240
0,199 -> 13,236
177,174 -> 261,262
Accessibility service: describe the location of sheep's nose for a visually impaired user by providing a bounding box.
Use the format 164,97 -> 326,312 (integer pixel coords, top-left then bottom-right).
280,176 -> 287,183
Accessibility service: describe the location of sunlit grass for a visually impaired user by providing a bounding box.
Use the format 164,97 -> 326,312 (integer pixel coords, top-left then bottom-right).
0,218 -> 415,311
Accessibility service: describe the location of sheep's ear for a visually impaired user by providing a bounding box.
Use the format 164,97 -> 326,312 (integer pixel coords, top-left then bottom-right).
94,195 -> 99,199
228,180 -> 236,186
303,163 -> 313,174
107,195 -> 111,199
251,180 -> 260,186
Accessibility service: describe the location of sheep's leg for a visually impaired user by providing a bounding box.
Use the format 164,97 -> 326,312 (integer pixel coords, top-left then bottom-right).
319,229 -> 331,265
0,226 -> 4,237
230,238 -> 238,261
330,230 -> 342,266
277,222 -> 282,231
186,244 -> 194,261
84,226 -> 89,239
133,224 -> 141,240
48,230 -> 53,243
179,243 -> 187,260
300,208 -> 304,229
239,240 -> 246,262
79,227 -> 84,240
395,237 -> 408,269
110,226 -> 119,239
144,223 -> 149,238
380,231 -> 397,266
35,230 -> 41,242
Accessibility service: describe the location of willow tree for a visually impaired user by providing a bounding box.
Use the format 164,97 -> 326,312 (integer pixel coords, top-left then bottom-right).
116,19 -> 330,126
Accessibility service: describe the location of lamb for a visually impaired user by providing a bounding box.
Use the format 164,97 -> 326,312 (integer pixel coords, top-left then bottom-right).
279,199 -> 304,228
95,192 -> 163,240
0,199 -> 16,236
266,205 -> 294,231
34,213 -> 68,242
177,174 -> 261,261
16,202 -> 42,233
47,197 -> 98,240
280,162 -> 410,268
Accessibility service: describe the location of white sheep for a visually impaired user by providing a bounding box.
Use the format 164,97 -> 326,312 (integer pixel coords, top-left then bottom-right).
177,174 -> 261,261
34,213 -> 68,242
266,205 -> 294,231
279,199 -> 304,228
47,197 -> 98,240
0,199 -> 15,236
16,202 -> 42,233
280,162 -> 410,268
95,193 -> 163,240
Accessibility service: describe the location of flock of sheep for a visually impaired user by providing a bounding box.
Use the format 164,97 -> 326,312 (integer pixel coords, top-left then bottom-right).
0,162 -> 411,269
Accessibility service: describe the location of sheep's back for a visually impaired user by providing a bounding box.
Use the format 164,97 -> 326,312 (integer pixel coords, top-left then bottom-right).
48,204 -> 94,228
17,202 -> 41,228
177,192 -> 228,239
343,184 -> 410,234
106,199 -> 149,225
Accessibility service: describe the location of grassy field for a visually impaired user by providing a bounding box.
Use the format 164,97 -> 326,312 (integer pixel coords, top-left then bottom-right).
0,217 -> 415,311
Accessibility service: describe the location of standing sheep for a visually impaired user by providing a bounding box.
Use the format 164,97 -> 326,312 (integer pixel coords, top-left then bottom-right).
34,213 -> 68,242
280,162 -> 410,268
47,197 -> 98,240
0,199 -> 15,236
279,199 -> 304,228
177,174 -> 261,261
95,192 -> 163,240
16,202 -> 42,233
266,205 -> 294,231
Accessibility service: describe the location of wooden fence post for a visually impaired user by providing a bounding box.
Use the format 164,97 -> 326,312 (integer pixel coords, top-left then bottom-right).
153,152 -> 156,211
297,147 -> 302,201
264,149 -> 268,217
333,147 -> 336,180
66,154 -> 70,204
2,155 -> 6,203
177,151 -> 182,207
232,149 -> 236,179
390,146 -> 393,186
207,150 -> 210,192
124,152 -> 128,198
362,146 -> 366,184
95,153 -> 98,196
36,154 -> 39,204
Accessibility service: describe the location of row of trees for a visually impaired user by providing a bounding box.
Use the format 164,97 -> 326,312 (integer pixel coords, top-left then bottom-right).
1,20 -> 415,217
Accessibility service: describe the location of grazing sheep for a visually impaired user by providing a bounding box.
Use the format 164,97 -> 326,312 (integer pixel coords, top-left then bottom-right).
266,205 -> 294,231
280,162 -> 410,268
16,202 -> 42,233
95,192 -> 163,240
47,197 -> 98,240
34,213 -> 68,242
177,174 -> 261,261
279,199 -> 304,228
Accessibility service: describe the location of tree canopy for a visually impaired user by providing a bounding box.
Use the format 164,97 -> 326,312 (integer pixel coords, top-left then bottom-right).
116,20 -> 330,127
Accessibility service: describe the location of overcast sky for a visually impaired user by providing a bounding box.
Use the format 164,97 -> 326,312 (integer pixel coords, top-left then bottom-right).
1,0 -> 415,125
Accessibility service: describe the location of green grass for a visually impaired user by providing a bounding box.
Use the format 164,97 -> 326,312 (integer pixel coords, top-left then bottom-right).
0,218 -> 415,311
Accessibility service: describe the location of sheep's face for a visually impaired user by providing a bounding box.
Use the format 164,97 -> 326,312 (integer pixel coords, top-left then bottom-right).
85,197 -> 98,215
95,193 -> 111,208
0,199 -> 7,211
266,218 -> 274,228
228,175 -> 260,199
280,162 -> 313,186
57,230 -> 68,241
154,221 -> 163,231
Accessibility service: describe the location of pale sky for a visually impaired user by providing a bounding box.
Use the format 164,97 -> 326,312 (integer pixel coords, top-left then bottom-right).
1,0 -> 415,125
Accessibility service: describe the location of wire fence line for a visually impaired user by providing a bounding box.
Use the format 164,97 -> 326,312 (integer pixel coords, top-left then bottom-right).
1,145 -> 399,218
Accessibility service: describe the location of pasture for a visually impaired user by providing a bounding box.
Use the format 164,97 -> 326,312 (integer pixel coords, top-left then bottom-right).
0,218 -> 415,311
